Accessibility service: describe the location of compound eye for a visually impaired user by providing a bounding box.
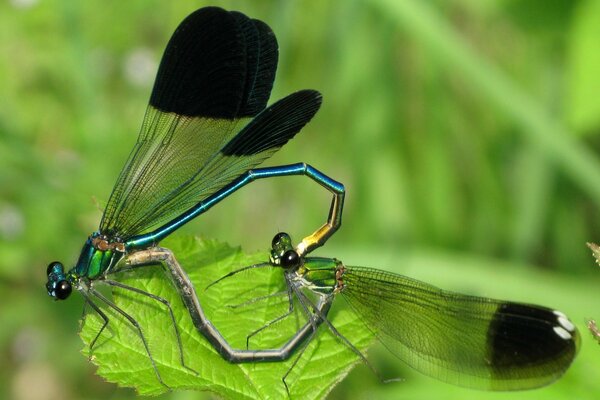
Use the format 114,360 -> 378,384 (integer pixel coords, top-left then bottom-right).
47,261 -> 63,276
55,280 -> 72,300
281,250 -> 300,268
272,232 -> 292,249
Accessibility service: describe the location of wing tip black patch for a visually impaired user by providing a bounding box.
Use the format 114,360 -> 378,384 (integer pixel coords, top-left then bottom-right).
149,7 -> 279,119
487,303 -> 579,381
221,89 -> 322,156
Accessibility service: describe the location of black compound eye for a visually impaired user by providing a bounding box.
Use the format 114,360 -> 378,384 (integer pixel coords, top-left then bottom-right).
55,280 -> 72,300
47,261 -> 63,276
281,250 -> 300,268
272,232 -> 291,248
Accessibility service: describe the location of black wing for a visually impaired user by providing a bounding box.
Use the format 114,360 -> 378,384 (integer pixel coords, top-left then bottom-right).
99,8 -> 320,239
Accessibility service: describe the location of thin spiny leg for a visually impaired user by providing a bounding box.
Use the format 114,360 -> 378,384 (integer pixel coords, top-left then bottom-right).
89,287 -> 170,390
226,290 -> 288,309
275,284 -> 332,395
108,259 -> 162,276
298,290 -> 400,385
80,292 -> 110,356
319,314 -> 402,384
124,247 -> 334,363
103,279 -> 198,375
282,326 -> 320,398
205,262 -> 272,291
208,269 -> 310,351
281,290 -> 326,397
246,289 -> 296,350
286,275 -> 321,333
245,282 -> 296,349
107,253 -> 198,373
80,297 -> 89,329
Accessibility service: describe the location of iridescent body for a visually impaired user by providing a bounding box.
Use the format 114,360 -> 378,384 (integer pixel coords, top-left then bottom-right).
216,232 -> 581,392
47,234 -> 123,299
293,257 -> 342,295
45,7 -> 345,388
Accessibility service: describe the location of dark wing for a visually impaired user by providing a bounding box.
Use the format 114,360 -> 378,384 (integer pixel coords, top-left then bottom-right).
99,8 -> 319,238
341,267 -> 579,390
121,90 -> 321,238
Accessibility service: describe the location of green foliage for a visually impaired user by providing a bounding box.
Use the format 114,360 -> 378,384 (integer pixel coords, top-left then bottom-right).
79,235 -> 372,398
3,0 -> 600,399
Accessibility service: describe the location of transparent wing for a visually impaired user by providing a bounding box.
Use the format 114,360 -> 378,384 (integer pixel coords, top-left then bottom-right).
99,8 -> 320,238
101,91 -> 321,238
342,267 -> 579,390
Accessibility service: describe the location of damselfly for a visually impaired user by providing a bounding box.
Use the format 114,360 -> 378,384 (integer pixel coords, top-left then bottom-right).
46,7 -> 344,388
211,232 -> 580,393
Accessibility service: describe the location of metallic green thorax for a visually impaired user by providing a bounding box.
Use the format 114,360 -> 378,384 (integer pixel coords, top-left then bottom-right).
297,257 -> 344,295
72,234 -> 124,279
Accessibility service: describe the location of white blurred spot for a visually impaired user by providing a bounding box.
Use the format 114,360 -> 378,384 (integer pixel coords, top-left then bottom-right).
553,310 -> 576,332
123,48 -> 157,87
553,326 -> 572,340
12,328 -> 44,363
0,203 -> 25,240
10,0 -> 38,9
12,362 -> 63,400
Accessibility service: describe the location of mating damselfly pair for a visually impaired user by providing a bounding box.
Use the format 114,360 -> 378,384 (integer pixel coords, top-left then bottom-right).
46,6 -> 579,396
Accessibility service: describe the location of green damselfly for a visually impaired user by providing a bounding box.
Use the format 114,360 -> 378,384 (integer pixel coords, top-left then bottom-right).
211,232 -> 580,393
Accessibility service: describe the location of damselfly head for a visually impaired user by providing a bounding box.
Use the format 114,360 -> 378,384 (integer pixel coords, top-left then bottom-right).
280,250 -> 300,269
269,232 -> 302,270
271,232 -> 293,250
46,261 -> 73,300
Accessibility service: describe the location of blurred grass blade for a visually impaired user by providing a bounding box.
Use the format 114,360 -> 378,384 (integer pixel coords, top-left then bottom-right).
567,0 -> 600,133
370,0 -> 600,205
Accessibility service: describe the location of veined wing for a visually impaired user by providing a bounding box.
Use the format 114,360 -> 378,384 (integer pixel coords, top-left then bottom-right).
100,8 -> 319,238
114,90 -> 321,238
341,266 -> 579,390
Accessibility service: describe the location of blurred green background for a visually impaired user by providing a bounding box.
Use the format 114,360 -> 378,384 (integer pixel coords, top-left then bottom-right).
2,0 -> 600,399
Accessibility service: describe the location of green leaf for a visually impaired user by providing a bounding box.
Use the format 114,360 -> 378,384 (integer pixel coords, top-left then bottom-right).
78,235 -> 373,398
